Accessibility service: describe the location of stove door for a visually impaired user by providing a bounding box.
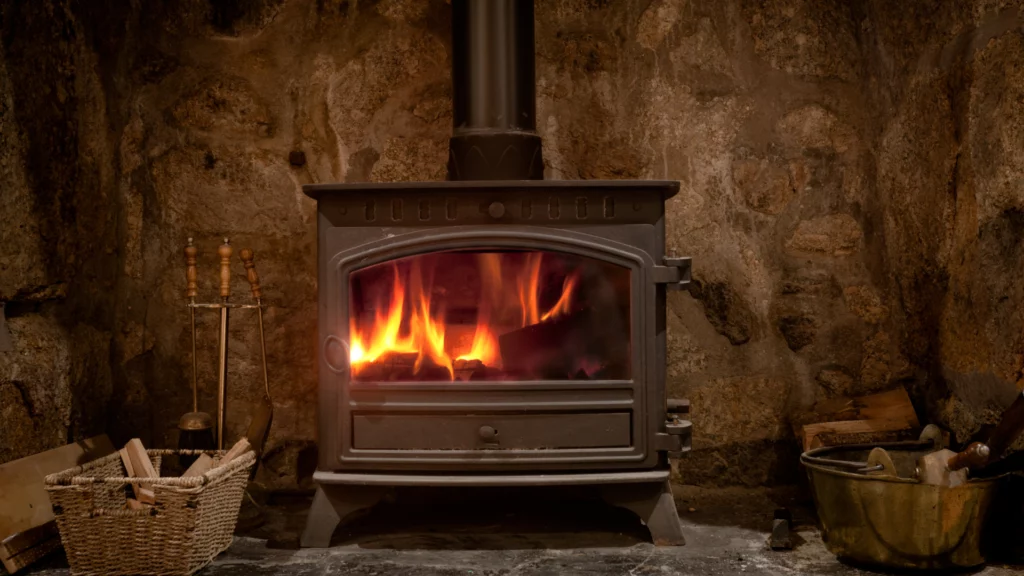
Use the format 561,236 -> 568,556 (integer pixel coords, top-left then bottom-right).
318,227 -> 663,472
348,248 -> 631,382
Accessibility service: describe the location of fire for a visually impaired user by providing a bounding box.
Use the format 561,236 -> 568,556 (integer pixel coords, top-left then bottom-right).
349,264 -> 416,365
517,253 -> 543,327
349,252 -> 579,380
515,252 -> 578,326
455,253 -> 502,367
541,274 -> 577,321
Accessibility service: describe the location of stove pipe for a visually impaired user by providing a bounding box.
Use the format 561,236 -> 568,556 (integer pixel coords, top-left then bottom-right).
447,0 -> 543,181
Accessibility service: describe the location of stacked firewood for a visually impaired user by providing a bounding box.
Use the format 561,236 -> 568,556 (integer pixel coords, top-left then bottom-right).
118,438 -> 252,509
793,387 -> 921,451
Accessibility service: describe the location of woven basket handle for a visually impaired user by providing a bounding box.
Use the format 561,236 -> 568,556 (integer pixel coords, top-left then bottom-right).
84,507 -> 158,519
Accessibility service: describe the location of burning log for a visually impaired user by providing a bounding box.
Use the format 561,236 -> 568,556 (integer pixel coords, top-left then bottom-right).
417,361 -> 453,381
453,358 -> 484,381
353,352 -> 455,381
497,308 -> 628,379
352,352 -> 416,381
469,366 -> 507,381
498,309 -> 589,377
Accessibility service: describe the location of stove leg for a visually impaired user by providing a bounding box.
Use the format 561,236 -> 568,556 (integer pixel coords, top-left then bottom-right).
600,480 -> 685,546
301,484 -> 386,548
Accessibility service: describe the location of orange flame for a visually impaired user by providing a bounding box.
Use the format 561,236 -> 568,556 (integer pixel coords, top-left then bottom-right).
541,274 -> 578,322
517,253 -> 543,327
350,252 -> 579,380
455,254 -> 502,367
349,264 -> 416,364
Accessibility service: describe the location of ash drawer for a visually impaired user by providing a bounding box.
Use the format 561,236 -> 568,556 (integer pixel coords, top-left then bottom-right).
352,413 -> 631,450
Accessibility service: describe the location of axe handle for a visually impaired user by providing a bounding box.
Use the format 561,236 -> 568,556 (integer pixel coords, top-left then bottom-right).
948,442 -> 990,471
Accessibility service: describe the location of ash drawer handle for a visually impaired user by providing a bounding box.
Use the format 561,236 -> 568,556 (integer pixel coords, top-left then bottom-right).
478,426 -> 498,443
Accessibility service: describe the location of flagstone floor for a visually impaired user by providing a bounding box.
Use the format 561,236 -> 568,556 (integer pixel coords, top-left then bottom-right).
26,485 -> 1024,575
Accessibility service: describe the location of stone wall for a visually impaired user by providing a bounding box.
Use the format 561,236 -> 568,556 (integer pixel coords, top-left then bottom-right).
2,0 -> 1023,489
868,0 -> 1024,446
0,0 -> 119,463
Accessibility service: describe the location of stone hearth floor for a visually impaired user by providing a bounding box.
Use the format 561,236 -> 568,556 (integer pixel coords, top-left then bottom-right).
26,485 -> 1024,575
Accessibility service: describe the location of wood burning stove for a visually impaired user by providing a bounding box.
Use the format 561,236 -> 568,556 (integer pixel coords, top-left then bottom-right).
301,0 -> 692,547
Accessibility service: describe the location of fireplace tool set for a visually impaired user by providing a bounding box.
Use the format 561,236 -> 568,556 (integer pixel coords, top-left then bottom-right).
177,237 -> 274,464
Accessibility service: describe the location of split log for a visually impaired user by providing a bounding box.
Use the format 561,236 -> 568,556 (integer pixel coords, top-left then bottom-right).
498,310 -> 587,378
122,440 -> 157,505
0,435 -> 113,574
182,454 -> 213,477
794,388 -> 920,428
355,353 -> 457,381
498,308 -> 629,379
801,419 -> 918,452
795,387 -> 920,451
380,352 -> 418,370
352,362 -> 385,382
0,523 -> 60,575
218,438 -> 252,467
453,358 -> 483,381
0,531 -> 60,575
453,358 -> 483,371
469,366 -> 507,381
353,352 -> 421,381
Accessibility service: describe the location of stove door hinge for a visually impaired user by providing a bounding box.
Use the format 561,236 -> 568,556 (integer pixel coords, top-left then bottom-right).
655,418 -> 692,458
651,257 -> 692,291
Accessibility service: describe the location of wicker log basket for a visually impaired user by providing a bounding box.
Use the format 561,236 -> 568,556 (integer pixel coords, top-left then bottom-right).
44,449 -> 256,576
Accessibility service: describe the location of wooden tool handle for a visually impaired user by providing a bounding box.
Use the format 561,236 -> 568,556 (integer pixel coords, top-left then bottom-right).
948,442 -> 990,471
239,248 -> 261,300
185,238 -> 198,298
218,239 -> 232,298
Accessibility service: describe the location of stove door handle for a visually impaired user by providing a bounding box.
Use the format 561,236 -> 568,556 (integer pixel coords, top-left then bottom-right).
323,335 -> 350,374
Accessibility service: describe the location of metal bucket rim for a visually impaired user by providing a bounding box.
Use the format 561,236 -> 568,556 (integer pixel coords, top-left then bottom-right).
801,441 -> 1006,485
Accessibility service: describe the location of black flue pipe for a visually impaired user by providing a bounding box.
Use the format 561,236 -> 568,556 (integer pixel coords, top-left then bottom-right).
448,0 -> 544,181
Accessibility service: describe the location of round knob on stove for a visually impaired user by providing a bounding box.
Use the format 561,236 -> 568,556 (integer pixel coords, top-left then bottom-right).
487,201 -> 506,218
479,425 -> 498,442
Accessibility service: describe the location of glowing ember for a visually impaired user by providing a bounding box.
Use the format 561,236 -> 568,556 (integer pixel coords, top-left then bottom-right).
349,252 -> 580,380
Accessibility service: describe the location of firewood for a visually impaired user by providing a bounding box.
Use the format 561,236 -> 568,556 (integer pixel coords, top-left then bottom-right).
218,438 -> 251,467
499,310 -> 584,377
118,448 -> 145,504
182,454 -> 213,478
794,388 -> 920,429
453,358 -> 482,381
0,523 -> 60,574
795,387 -> 920,451
801,419 -> 917,452
0,434 -> 113,574
125,498 -> 146,511
498,308 -> 630,379
123,439 -> 157,504
0,529 -> 60,574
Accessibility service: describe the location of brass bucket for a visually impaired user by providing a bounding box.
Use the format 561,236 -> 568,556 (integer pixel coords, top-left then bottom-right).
802,441 -> 1003,570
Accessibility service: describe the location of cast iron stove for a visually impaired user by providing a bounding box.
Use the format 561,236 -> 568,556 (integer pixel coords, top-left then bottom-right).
301,0 -> 692,546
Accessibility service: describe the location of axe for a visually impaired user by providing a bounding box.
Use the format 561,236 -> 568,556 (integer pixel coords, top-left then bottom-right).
917,391 -> 1024,487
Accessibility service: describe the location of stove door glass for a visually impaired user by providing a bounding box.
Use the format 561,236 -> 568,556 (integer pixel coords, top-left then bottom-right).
348,249 -> 631,382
